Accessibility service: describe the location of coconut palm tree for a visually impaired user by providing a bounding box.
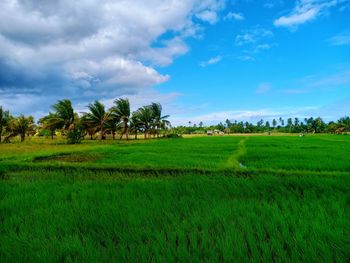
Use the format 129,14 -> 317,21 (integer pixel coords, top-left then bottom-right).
130,111 -> 141,140
106,114 -> 120,140
38,113 -> 61,139
52,99 -> 75,130
111,98 -> 130,140
39,99 -> 76,136
4,115 -> 33,142
136,105 -> 153,139
150,103 -> 170,137
335,116 -> 350,134
83,101 -> 111,140
0,106 -> 10,143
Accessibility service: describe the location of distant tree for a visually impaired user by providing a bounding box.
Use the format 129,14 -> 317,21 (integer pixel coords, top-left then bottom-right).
199,121 -> 203,128
50,99 -> 76,131
39,113 -> 61,139
217,122 -> 225,131
336,116 -> 350,133
111,98 -> 130,140
0,106 -> 10,143
150,103 -> 170,137
130,111 -> 142,140
136,106 -> 154,139
83,101 -> 112,140
279,117 -> 284,127
39,99 -> 76,136
4,115 -> 33,142
272,119 -> 277,129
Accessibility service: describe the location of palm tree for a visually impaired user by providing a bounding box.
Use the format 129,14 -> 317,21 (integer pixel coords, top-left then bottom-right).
39,99 -> 75,136
39,113 -> 61,139
130,111 -> 141,140
335,116 -> 350,134
111,98 -> 130,140
52,99 -> 75,130
83,101 -> 111,140
150,103 -> 170,137
106,114 -> 120,140
136,106 -> 153,139
4,115 -> 33,142
0,106 -> 10,143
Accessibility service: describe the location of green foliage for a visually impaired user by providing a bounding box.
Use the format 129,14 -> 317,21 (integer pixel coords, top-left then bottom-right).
4,115 -> 34,142
66,127 -> 84,144
165,133 -> 183,139
0,126 -> 349,261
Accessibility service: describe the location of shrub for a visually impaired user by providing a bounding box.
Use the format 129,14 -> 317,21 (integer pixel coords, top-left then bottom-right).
165,133 -> 182,139
67,128 -> 83,144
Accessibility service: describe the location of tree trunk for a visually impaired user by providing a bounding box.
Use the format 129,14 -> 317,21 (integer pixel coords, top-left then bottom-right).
135,130 -> 137,140
100,128 -> 104,140
125,124 -> 129,141
112,131 -> 115,140
20,133 -> 25,142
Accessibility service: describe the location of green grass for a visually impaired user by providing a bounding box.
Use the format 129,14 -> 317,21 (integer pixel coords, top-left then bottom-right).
241,135 -> 350,172
0,135 -> 349,262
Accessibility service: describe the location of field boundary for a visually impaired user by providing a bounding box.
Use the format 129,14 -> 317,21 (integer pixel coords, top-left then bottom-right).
1,163 -> 349,180
225,137 -> 248,169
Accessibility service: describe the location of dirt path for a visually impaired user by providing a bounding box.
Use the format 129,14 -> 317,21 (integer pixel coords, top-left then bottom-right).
225,137 -> 248,169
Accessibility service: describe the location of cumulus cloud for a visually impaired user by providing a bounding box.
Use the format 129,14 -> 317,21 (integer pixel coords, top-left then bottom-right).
235,27 -> 274,58
0,0 -> 225,116
225,12 -> 244,21
235,28 -> 273,46
274,0 -> 340,28
199,56 -> 222,67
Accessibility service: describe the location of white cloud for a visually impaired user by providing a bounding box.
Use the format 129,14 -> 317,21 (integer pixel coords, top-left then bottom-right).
235,27 -> 274,58
274,0 -> 339,28
199,56 -> 222,67
0,0 -> 226,117
282,69 -> 350,94
170,105 -> 346,126
225,12 -> 244,20
196,10 -> 219,24
237,55 -> 255,61
328,33 -> 350,46
256,83 -> 271,94
235,28 -> 273,46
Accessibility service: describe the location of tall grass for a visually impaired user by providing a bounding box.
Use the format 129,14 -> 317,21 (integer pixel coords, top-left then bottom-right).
0,135 -> 349,262
1,172 -> 349,262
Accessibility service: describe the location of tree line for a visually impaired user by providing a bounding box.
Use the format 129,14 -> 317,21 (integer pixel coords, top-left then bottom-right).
0,99 -> 170,144
172,116 -> 350,135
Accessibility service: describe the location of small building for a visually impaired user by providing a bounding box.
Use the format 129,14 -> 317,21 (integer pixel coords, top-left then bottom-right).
207,129 -> 224,136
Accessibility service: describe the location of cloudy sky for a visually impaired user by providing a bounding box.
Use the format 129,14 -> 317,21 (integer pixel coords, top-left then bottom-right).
0,0 -> 349,125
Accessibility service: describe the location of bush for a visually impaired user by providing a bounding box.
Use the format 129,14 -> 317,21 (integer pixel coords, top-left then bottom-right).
165,133 -> 182,139
67,129 -> 83,144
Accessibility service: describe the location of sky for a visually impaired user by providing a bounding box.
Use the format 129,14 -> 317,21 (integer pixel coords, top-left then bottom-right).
0,0 -> 349,126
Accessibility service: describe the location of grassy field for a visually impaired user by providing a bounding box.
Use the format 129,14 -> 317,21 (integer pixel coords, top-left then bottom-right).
0,135 -> 349,262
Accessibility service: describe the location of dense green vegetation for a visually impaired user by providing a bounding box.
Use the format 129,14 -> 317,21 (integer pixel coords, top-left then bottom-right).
174,116 -> 350,135
0,135 -> 349,262
1,100 -> 350,146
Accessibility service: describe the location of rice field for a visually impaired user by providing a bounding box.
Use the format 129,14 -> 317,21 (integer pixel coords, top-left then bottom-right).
0,135 -> 349,262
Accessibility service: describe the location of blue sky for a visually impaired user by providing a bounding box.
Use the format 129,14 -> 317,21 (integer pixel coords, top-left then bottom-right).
0,0 -> 349,125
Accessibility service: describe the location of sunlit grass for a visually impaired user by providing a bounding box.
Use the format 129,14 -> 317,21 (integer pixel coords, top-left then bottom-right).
0,135 -> 349,262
